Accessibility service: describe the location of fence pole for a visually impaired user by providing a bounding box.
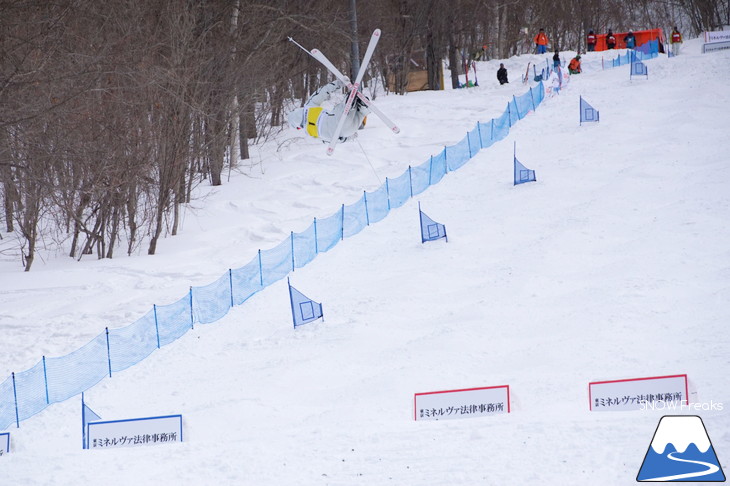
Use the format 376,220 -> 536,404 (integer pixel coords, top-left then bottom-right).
81,392 -> 86,449
467,131 -> 473,158
11,372 -> 19,428
491,118 -> 494,140
290,232 -> 295,270
105,328 -> 112,378
363,191 -> 370,226
385,178 -> 391,211
153,305 -> 161,349
189,287 -> 194,329
477,123 -> 483,149
313,218 -> 319,254
507,102 -> 512,127
408,166 -> 413,198
340,204 -> 345,240
429,155 -> 433,185
258,249 -> 263,286
229,269 -> 234,307
529,87 -> 536,111
42,355 -> 49,404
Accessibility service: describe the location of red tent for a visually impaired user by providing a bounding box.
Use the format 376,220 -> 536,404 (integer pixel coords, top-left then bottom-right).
591,28 -> 664,51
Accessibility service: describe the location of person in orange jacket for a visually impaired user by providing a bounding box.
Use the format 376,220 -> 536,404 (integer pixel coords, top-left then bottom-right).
568,55 -> 582,74
534,28 -> 549,54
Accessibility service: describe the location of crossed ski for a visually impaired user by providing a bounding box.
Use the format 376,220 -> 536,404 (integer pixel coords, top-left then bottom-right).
291,29 -> 400,156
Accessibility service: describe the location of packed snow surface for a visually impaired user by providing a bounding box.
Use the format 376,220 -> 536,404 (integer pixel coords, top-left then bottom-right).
1,38 -> 728,485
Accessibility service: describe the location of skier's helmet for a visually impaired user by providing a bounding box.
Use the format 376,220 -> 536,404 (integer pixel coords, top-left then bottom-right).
288,108 -> 305,130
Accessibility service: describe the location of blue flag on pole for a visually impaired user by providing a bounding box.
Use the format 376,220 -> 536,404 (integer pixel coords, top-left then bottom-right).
513,142 -> 536,185
630,61 -> 648,79
418,202 -> 447,243
288,278 -> 323,328
580,96 -> 599,125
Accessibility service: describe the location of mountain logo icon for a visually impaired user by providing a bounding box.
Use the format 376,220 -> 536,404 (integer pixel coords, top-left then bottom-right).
637,415 -> 726,482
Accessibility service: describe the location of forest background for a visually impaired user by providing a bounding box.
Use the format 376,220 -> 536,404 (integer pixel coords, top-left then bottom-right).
1,0 -> 726,271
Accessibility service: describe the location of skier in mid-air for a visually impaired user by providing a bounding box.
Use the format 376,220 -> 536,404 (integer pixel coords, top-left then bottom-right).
287,79 -> 370,144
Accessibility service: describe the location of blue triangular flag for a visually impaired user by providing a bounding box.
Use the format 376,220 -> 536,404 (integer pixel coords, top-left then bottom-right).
631,61 -> 648,79
580,96 -> 599,124
418,203 -> 447,243
513,142 -> 536,185
288,278 -> 323,328
513,158 -> 536,185
83,403 -> 101,426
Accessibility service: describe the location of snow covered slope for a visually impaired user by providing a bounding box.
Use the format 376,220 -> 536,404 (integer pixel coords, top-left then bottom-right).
1,38 -> 728,485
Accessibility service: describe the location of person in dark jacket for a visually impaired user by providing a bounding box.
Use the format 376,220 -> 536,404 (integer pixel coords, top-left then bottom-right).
624,30 -> 636,49
497,63 -> 508,85
552,50 -> 561,68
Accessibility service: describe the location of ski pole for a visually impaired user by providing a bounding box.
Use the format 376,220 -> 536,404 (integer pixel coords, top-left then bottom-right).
287,36 -> 313,57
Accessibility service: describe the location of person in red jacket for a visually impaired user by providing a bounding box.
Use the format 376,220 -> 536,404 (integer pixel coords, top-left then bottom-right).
606,29 -> 617,49
586,30 -> 597,51
534,28 -> 549,54
670,27 -> 683,56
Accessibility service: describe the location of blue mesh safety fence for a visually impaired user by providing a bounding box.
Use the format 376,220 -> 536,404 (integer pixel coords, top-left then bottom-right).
364,185 -> 390,224
604,40 -> 659,69
507,99 -> 520,126
45,333 -> 108,403
108,310 -> 157,373
231,255 -> 264,304
292,224 -> 317,269
0,379 -> 15,433
410,161 -> 431,196
315,210 -> 342,253
260,238 -> 295,287
445,137 -> 470,172
192,272 -> 232,324
0,67 -> 638,430
343,196 -> 368,238
14,361 -> 46,421
155,296 -> 194,346
492,108 -> 511,141
387,170 -> 412,209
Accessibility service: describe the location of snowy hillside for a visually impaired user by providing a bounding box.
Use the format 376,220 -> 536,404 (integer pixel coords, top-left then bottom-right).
1,38 -> 729,485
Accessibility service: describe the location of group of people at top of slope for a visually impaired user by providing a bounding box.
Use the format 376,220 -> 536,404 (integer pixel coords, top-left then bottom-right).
527,26 -> 684,78
290,26 -> 685,144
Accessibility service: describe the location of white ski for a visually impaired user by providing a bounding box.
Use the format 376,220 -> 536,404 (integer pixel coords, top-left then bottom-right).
311,41 -> 400,142
310,48 -> 351,86
325,29 -> 380,156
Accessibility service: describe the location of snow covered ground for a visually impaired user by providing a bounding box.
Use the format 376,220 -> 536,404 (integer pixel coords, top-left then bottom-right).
1,38 -> 728,485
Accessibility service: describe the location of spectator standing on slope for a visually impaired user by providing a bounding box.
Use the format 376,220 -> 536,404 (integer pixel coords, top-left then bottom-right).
624,30 -> 636,49
553,49 -> 561,68
534,28 -> 549,54
497,63 -> 509,85
606,29 -> 617,49
587,30 -> 597,52
670,27 -> 683,56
